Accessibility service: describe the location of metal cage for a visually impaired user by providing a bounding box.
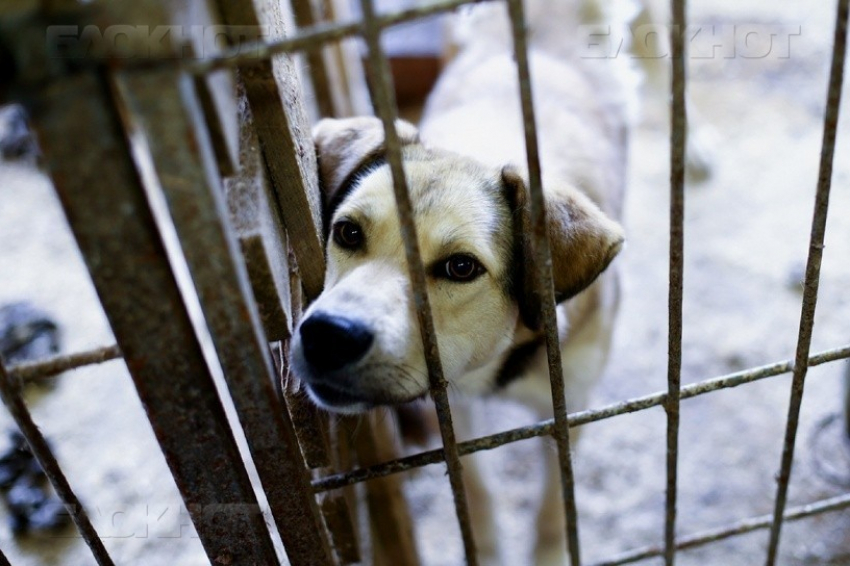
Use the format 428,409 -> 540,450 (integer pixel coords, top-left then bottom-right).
0,0 -> 848,564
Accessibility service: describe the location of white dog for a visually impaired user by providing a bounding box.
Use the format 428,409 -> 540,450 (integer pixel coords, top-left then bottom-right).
290,1 -> 642,563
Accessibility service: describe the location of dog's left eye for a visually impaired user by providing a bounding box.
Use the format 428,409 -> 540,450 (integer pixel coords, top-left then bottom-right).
332,220 -> 365,250
438,254 -> 485,283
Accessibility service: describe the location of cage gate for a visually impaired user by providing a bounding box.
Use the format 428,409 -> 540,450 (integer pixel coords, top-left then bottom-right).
0,0 -> 849,565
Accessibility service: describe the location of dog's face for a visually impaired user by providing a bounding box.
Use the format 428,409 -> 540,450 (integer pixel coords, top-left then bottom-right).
290,118 -> 624,413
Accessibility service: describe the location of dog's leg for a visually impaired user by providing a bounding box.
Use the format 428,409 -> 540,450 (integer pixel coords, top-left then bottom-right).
453,402 -> 503,566
533,428 -> 582,566
519,289 -> 619,566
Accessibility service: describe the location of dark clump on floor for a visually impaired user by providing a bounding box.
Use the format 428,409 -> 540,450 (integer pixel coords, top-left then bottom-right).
0,433 -> 69,535
0,302 -> 60,366
0,105 -> 38,162
0,301 -> 68,535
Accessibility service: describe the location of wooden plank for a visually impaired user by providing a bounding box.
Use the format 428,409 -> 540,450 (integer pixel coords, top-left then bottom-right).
111,65 -> 334,566
214,0 -> 326,302
33,71 -> 280,565
320,492 -> 362,564
225,84 -> 293,341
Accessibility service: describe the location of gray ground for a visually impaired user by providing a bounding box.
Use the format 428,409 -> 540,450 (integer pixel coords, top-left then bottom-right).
1,0 -> 849,565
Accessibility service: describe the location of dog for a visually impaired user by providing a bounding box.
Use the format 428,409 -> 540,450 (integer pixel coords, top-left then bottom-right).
290,1 -> 638,564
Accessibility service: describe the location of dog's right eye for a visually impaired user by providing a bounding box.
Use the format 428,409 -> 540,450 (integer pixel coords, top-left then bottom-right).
332,220 -> 365,250
437,254 -> 485,283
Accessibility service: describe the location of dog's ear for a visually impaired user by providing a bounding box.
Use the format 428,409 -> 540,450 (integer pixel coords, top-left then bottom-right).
502,166 -> 625,330
313,117 -> 419,226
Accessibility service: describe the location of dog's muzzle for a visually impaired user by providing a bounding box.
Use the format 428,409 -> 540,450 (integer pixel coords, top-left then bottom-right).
295,311 -> 377,412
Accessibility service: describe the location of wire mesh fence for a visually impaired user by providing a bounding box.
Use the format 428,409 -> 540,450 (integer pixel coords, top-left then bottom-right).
0,0 -> 848,564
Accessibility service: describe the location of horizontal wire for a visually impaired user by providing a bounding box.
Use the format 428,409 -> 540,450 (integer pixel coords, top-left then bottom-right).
9,342 -> 849,495
589,491 -> 850,566
6,344 -> 122,382
187,0 -> 495,75
312,344 -> 850,492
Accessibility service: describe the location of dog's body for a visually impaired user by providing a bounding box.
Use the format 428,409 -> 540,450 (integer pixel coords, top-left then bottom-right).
290,1 -> 638,564
419,0 -> 632,413
417,4 -> 631,564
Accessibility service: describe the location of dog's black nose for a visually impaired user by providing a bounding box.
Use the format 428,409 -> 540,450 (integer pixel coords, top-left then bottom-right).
299,313 -> 374,372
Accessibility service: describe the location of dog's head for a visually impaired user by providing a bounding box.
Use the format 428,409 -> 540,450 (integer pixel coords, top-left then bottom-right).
289,117 -> 624,413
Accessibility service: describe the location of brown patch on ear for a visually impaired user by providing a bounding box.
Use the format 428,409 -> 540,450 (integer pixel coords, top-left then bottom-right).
548,189 -> 625,302
312,117 -> 419,228
502,166 -> 625,330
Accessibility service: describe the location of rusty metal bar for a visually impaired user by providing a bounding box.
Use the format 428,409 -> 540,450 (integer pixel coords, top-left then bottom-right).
313,344 -> 850,492
34,70 -> 279,565
764,0 -> 849,562
357,0 -> 478,563
505,0 -> 582,562
13,341 -> 846,503
665,0 -> 688,563
6,344 -> 121,383
590,492 -> 850,566
110,65 -> 333,566
189,0 -> 495,75
0,361 -> 114,566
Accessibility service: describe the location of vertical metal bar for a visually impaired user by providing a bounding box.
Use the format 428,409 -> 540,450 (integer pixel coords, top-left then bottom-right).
0,362 -> 114,566
110,66 -> 334,566
32,71 -> 280,566
764,0 -> 849,562
357,0 -> 479,563
665,0 -> 688,564
504,0 -> 582,563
